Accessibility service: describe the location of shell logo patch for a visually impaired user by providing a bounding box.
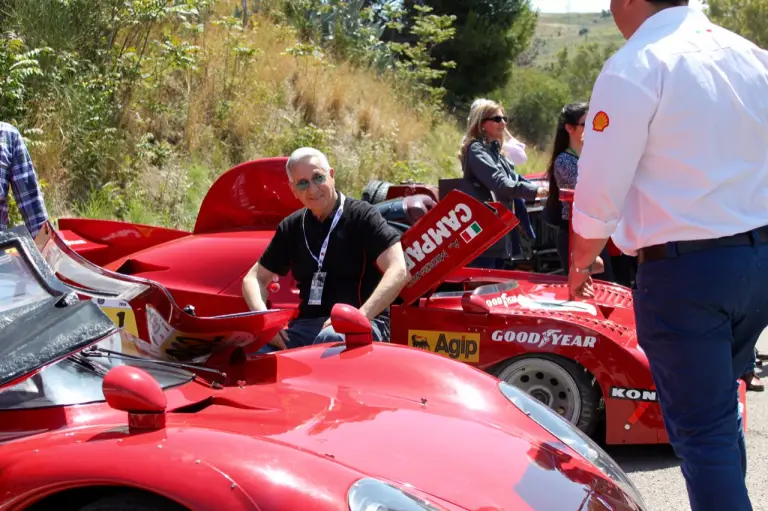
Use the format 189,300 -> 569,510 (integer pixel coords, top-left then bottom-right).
592,111 -> 610,132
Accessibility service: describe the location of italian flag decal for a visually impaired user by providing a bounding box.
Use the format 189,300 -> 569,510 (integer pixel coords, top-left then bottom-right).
460,221 -> 483,242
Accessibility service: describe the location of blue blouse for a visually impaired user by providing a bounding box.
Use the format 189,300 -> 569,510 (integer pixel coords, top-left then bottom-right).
553,151 -> 579,220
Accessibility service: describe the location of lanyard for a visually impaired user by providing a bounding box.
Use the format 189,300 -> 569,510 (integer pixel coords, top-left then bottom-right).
302,192 -> 345,271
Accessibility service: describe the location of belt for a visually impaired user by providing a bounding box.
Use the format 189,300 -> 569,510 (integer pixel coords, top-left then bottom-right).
637,225 -> 768,264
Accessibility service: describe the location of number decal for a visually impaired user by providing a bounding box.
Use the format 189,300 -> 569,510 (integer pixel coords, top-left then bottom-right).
98,299 -> 139,338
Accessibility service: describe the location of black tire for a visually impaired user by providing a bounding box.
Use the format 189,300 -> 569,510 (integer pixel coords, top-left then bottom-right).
362,180 -> 391,204
492,353 -> 602,436
78,492 -> 187,511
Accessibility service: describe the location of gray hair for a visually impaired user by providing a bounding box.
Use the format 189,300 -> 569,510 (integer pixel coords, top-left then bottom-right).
285,147 -> 331,182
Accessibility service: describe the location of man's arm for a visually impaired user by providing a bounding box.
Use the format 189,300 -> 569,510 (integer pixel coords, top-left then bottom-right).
8,128 -> 47,237
359,241 -> 410,320
242,220 -> 291,311
570,72 -> 658,273
242,261 -> 278,311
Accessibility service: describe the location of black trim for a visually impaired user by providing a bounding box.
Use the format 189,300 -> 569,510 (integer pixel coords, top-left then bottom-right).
0,226 -> 117,389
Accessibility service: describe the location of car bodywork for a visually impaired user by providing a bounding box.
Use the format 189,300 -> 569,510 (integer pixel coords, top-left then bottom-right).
50,157 -> 747,446
0,226 -> 650,511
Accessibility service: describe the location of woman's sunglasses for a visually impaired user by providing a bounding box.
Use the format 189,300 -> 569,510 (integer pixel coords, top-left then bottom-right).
484,115 -> 509,123
294,172 -> 327,191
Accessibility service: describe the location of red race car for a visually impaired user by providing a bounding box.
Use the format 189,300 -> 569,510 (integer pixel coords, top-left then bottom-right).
1,225 -> 650,511
51,157 -> 747,446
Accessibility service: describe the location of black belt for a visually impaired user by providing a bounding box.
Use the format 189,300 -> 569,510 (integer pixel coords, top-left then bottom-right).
637,225 -> 768,264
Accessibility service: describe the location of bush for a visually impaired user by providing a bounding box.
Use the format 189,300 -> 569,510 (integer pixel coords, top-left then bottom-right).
494,66 -> 571,150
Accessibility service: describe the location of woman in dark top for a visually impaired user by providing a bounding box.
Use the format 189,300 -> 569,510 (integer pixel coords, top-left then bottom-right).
458,99 -> 548,268
544,102 -> 615,281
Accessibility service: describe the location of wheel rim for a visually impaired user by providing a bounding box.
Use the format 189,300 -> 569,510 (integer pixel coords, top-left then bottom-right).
497,358 -> 582,425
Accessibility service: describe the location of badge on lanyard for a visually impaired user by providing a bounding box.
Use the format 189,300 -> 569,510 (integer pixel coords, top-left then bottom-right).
303,193 -> 345,306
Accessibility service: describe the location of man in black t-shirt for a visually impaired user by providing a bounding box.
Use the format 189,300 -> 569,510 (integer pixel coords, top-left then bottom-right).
242,147 -> 410,352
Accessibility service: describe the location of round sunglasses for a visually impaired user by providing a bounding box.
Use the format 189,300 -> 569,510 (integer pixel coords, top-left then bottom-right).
294,172 -> 327,191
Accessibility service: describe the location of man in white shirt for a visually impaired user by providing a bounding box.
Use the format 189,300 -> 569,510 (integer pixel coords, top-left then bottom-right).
568,2 -> 768,510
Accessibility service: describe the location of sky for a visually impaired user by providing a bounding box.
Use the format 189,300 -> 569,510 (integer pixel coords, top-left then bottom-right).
530,0 -> 705,13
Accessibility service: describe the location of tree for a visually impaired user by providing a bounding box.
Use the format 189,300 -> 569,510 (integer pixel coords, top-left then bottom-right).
415,0 -> 538,104
493,66 -> 570,148
704,0 -> 768,49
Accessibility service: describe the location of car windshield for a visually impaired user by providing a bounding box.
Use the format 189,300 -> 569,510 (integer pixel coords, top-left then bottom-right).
0,246 -> 53,314
0,331 -> 195,411
38,233 -> 149,301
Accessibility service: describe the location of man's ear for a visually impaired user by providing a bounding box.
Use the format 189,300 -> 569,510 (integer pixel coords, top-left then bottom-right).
329,168 -> 335,179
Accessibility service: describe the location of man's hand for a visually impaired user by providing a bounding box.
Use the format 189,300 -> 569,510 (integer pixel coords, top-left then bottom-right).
568,255 -> 604,300
536,186 -> 549,199
322,317 -> 332,330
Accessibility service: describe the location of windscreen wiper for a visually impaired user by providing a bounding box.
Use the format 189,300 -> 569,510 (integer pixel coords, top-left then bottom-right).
70,352 -> 111,376
81,345 -> 227,385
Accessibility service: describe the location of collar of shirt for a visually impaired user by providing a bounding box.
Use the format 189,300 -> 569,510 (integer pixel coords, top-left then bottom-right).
630,6 -> 707,43
304,192 -> 342,228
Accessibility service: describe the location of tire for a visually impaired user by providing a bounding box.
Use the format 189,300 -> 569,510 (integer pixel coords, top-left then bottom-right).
492,353 -> 602,436
78,492 -> 187,511
362,179 -> 391,204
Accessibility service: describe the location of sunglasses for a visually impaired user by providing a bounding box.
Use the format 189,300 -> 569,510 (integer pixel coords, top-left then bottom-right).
484,115 -> 509,123
294,172 -> 327,191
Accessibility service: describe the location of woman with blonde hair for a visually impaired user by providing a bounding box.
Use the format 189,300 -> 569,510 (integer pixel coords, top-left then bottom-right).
457,98 -> 547,268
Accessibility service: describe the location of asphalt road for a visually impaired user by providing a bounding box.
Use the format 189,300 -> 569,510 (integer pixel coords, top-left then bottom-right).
603,328 -> 768,511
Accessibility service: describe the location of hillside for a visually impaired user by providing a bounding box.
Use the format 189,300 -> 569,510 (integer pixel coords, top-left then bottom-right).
532,12 -> 625,65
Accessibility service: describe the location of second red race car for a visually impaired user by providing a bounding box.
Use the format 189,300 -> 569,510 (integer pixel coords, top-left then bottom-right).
50,157 -> 748,446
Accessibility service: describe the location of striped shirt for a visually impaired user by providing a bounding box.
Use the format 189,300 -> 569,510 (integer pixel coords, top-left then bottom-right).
0,123 -> 48,237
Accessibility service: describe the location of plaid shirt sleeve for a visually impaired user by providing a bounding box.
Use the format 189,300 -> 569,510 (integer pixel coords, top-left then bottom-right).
2,125 -> 48,237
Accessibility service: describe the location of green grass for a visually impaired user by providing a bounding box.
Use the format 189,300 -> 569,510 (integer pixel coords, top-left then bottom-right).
533,12 -> 625,65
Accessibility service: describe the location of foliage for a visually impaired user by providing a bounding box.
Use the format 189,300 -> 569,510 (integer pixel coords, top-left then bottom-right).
545,41 -> 619,102
0,0 -> 468,230
492,66 -> 570,149
705,0 -> 768,49
420,0 -> 538,104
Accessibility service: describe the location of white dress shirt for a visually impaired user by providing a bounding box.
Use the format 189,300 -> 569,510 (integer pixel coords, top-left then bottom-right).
572,7 -> 768,256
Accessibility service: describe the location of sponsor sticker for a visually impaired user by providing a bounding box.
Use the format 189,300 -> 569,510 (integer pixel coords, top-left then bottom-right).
491,328 -> 597,348
592,111 -> 610,132
610,387 -> 658,402
460,221 -> 483,243
485,292 -> 598,316
146,305 -> 174,347
402,202 -> 474,272
408,329 -> 480,362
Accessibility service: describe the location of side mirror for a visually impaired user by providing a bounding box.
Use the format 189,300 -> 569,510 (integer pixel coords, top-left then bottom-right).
330,303 -> 373,348
103,365 -> 167,430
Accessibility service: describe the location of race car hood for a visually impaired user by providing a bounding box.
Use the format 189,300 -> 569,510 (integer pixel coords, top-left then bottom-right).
397,190 -> 520,306
160,360 -> 639,510
0,227 -> 117,390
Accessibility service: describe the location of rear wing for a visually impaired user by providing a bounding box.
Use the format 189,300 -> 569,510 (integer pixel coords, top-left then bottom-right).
397,190 -> 520,306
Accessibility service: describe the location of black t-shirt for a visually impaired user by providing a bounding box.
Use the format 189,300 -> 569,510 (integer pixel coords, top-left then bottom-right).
259,193 -> 401,318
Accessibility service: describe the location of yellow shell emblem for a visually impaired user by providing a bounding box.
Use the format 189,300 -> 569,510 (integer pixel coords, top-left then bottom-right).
592,111 -> 610,132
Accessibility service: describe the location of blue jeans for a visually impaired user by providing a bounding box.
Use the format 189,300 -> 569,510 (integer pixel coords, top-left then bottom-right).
253,314 -> 390,354
633,235 -> 768,511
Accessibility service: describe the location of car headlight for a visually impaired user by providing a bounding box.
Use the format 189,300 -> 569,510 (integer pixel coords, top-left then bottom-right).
499,381 -> 648,511
348,478 -> 445,511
